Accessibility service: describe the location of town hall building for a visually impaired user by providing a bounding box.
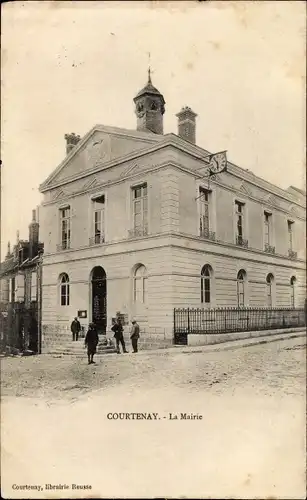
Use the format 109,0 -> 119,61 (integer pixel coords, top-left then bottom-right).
38,72 -> 306,351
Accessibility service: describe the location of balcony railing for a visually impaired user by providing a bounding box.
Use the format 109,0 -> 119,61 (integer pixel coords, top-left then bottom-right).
128,226 -> 148,238
288,249 -> 297,259
89,234 -> 105,246
199,228 -> 216,241
56,241 -> 71,251
264,243 -> 276,254
236,235 -> 248,248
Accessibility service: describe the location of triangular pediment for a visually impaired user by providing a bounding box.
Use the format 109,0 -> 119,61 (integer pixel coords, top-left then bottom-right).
239,182 -> 252,196
119,162 -> 140,178
289,204 -> 299,215
266,194 -> 279,207
40,125 -> 163,191
82,177 -> 101,191
51,188 -> 66,201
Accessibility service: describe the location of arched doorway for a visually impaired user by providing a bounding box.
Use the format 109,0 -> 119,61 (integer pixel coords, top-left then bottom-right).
91,266 -> 107,335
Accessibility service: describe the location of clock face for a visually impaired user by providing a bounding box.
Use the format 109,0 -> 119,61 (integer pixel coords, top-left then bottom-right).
210,152 -> 227,173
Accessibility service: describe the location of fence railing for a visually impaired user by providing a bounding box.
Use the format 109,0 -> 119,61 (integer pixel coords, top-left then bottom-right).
236,235 -> 248,248
174,307 -> 306,337
199,228 -> 216,241
288,249 -> 298,259
89,234 -> 105,246
264,243 -> 275,254
128,226 -> 148,238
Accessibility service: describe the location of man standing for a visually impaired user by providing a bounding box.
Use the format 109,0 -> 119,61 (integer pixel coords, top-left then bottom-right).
85,322 -> 99,364
71,317 -> 81,341
130,319 -> 140,353
111,318 -> 128,354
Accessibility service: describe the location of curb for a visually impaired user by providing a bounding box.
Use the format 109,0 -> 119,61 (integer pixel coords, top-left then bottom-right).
135,330 -> 306,357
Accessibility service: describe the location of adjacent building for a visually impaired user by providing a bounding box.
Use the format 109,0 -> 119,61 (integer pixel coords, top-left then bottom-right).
38,73 -> 306,351
0,210 -> 43,353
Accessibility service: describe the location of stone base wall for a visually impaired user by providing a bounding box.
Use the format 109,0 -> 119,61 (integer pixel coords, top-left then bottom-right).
42,323 -> 174,353
187,326 -> 305,347
42,324 -> 72,353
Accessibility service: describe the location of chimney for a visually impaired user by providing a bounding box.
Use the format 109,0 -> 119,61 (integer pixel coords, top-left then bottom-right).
176,106 -> 197,144
5,241 -> 11,260
64,132 -> 81,155
29,209 -> 39,259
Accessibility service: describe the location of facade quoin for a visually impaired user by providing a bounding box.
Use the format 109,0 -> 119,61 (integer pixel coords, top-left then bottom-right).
38,72 -> 306,351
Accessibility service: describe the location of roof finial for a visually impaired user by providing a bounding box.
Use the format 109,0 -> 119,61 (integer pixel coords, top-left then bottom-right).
148,52 -> 152,84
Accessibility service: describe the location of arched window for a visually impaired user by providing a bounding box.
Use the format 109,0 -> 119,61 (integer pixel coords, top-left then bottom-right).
290,276 -> 296,307
60,273 -> 70,306
266,273 -> 274,307
133,264 -> 147,304
201,265 -> 212,304
237,269 -> 246,307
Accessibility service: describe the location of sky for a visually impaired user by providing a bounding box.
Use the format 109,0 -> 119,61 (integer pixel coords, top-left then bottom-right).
1,1 -> 305,259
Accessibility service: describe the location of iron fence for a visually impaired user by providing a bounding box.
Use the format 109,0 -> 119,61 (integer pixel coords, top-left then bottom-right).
174,307 -> 306,344
0,301 -> 39,353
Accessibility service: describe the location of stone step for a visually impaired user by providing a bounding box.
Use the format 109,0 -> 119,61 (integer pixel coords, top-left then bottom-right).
44,340 -> 117,356
46,347 -> 117,356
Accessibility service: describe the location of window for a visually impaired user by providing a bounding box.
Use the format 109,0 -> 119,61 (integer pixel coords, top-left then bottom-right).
237,269 -> 246,307
10,278 -> 15,303
133,264 -> 147,303
264,212 -> 272,246
235,201 -> 247,246
60,273 -> 70,306
287,220 -> 294,250
266,273 -> 274,307
199,188 -> 210,236
92,195 -> 105,244
60,207 -> 71,250
132,184 -> 148,236
290,276 -> 296,307
201,265 -> 212,304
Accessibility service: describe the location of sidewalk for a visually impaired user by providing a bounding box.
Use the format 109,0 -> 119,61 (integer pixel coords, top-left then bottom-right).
137,327 -> 306,357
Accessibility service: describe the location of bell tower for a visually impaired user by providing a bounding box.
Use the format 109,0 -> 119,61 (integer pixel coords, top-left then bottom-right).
133,69 -> 165,135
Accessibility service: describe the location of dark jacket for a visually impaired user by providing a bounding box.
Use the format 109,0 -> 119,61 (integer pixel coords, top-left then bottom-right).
130,323 -> 140,339
111,322 -> 123,339
71,319 -> 81,334
85,327 -> 99,348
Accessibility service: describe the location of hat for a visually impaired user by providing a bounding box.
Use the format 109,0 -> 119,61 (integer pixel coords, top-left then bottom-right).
131,318 -> 136,324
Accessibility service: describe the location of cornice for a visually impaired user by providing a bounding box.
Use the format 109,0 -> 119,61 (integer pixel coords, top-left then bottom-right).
39,124 -> 163,192
167,161 -> 306,217
42,229 -> 305,270
41,162 -> 171,206
39,127 -> 305,210
40,158 -> 305,220
40,137 -> 170,193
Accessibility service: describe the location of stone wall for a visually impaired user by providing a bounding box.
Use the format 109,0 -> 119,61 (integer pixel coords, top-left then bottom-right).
187,326 -> 305,347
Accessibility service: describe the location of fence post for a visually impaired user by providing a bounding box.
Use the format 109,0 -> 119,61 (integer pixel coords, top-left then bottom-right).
187,308 -> 190,334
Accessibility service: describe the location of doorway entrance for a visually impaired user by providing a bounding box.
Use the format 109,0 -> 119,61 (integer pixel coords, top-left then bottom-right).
91,266 -> 107,335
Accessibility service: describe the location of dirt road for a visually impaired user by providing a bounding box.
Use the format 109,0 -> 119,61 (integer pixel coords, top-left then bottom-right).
1,335 -> 306,499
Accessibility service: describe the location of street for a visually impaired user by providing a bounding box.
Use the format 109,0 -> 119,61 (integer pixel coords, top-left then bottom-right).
1,335 -> 306,499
